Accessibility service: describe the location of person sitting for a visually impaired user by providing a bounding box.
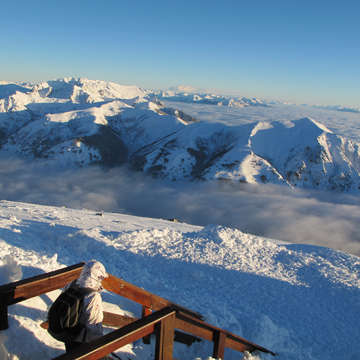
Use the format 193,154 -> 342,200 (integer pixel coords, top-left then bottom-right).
62,260 -> 108,352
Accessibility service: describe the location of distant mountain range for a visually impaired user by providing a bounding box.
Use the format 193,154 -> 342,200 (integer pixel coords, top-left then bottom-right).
309,104 -> 360,114
157,86 -> 360,113
1,77 -> 360,192
155,89 -> 270,108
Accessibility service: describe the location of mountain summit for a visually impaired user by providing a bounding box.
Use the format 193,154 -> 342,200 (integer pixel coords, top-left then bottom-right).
1,78 -> 360,192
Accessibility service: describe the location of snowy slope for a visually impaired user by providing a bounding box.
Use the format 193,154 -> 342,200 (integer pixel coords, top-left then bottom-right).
0,200 -> 359,360
1,78 -> 360,192
135,117 -> 360,191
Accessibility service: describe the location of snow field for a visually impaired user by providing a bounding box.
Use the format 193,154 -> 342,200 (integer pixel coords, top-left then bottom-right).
0,200 -> 359,359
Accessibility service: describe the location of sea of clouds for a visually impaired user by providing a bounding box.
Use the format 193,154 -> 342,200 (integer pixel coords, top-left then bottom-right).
1,156 -> 360,256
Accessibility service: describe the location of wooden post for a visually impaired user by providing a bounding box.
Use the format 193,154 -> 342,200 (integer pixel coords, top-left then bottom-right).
155,312 -> 175,360
0,300 -> 9,330
213,331 -> 226,359
142,306 -> 152,344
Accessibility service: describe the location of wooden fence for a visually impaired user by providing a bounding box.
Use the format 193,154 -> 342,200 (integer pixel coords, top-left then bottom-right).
0,263 -> 276,359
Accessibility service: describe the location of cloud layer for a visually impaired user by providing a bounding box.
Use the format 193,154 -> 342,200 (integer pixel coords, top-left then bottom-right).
1,156 -> 360,256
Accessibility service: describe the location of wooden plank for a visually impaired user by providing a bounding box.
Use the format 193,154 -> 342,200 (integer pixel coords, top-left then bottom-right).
0,299 -> 8,330
213,331 -> 226,359
52,307 -> 176,360
60,324 -> 155,360
13,270 -> 81,302
175,317 -> 213,342
142,306 -> 152,344
40,311 -> 200,348
155,313 -> 175,360
176,311 -> 276,356
0,265 -> 202,319
224,336 -> 253,353
226,333 -> 276,356
0,263 -> 84,293
102,312 -> 136,328
102,275 -> 202,319
41,312 -> 136,330
0,263 -> 84,305
102,275 -> 156,308
142,306 -> 152,317
174,331 -> 201,346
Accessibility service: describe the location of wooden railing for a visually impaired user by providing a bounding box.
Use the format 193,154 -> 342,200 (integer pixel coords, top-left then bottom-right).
175,311 -> 276,358
52,306 -> 276,360
0,262 -> 85,330
0,262 -> 201,330
102,274 -> 203,320
53,307 -> 177,360
0,263 -> 276,359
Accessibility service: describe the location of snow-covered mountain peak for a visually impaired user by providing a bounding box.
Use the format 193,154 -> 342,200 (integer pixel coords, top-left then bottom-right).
168,85 -> 199,93
154,88 -> 269,108
33,77 -> 147,104
0,83 -> 31,99
285,117 -> 333,136
1,78 -> 360,192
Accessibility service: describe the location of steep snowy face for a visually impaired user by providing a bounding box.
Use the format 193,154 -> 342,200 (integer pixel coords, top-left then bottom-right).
34,78 -> 147,103
0,79 -> 192,167
132,116 -> 360,191
0,83 -> 31,99
249,118 -> 360,190
1,78 -> 360,192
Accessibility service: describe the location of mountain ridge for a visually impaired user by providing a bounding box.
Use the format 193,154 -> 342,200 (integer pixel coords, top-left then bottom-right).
1,78 -> 360,192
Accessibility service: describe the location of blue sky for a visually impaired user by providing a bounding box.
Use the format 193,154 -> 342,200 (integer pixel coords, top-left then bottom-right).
1,0 -> 359,106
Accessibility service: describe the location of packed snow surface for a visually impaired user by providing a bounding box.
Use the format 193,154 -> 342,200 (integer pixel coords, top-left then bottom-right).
0,200 -> 359,360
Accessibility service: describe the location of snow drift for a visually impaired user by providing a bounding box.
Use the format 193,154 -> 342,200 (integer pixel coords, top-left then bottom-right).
0,200 -> 359,360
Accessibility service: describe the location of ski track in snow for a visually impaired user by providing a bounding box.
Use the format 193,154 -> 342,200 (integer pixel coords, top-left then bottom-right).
0,200 -> 359,360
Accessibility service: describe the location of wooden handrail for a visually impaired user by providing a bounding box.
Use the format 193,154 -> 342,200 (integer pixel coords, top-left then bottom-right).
102,274 -> 203,320
51,307 -> 275,360
40,312 -> 136,330
0,264 -> 276,358
52,307 -> 177,360
0,263 -> 84,330
0,263 -> 201,330
41,312 -> 200,347
0,263 -> 84,304
175,311 -> 276,357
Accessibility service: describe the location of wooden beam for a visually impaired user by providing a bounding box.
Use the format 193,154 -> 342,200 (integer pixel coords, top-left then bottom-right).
155,312 -> 175,360
0,263 -> 84,306
41,312 -> 136,330
0,263 -> 84,331
142,306 -> 152,344
174,331 -> 201,347
224,336 -> 252,353
175,317 -> 213,342
41,314 -> 200,348
175,311 -> 276,356
102,312 -> 136,328
102,275 -> 202,320
213,331 -> 226,359
0,299 -> 8,330
52,307 -> 176,360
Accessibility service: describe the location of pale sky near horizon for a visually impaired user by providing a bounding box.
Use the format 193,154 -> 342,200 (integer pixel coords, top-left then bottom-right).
1,0 -> 359,106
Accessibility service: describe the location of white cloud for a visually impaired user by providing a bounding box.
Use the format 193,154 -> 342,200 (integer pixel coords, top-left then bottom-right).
0,156 -> 359,256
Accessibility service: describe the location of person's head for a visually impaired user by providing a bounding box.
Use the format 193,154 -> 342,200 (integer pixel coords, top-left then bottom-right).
76,260 -> 108,291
